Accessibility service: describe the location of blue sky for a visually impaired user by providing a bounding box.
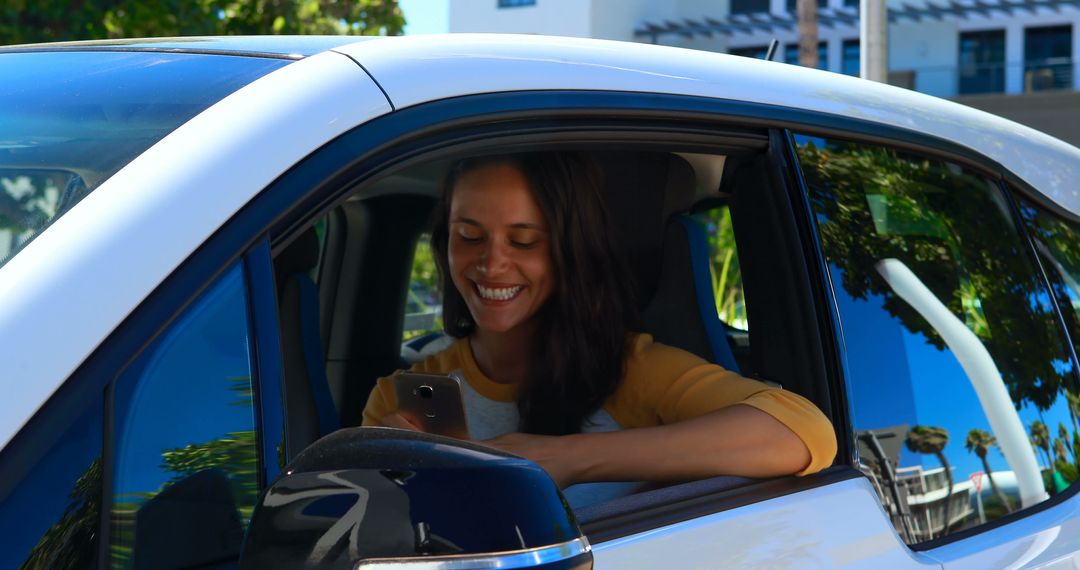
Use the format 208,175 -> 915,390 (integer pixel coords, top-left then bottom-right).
401,0 -> 449,35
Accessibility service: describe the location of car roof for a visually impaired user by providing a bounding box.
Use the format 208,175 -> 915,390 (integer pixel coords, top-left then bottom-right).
0,35 -> 376,60
338,34 -> 1080,216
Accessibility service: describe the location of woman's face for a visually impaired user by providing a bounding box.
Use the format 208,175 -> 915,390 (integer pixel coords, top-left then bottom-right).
447,161 -> 554,336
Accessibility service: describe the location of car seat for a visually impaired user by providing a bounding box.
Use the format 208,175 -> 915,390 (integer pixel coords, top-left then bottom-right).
275,227 -> 340,456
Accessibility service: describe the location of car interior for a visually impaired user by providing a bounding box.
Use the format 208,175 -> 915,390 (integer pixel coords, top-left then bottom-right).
270,134 -> 837,526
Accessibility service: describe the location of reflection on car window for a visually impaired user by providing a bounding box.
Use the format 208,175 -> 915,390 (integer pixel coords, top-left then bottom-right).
110,263 -> 258,568
0,397 -> 102,568
0,51 -> 288,268
796,135 -> 1080,544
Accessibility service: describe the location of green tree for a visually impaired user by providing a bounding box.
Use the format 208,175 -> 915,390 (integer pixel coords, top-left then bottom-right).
1031,420 -> 1053,471
906,425 -> 954,538
964,428 -> 1013,514
0,0 -> 404,45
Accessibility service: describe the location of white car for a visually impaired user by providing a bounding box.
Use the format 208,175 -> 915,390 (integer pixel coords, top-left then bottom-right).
2,34 -> 1080,569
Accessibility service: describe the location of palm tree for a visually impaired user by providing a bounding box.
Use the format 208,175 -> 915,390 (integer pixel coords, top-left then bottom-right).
1030,420 -> 1053,470
907,425 -> 954,538
965,429 -> 1013,513
1059,423 -> 1076,464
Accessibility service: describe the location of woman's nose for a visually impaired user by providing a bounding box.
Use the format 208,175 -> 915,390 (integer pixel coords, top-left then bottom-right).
477,241 -> 510,274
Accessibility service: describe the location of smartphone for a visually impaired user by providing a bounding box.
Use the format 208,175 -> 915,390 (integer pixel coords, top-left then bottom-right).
393,371 -> 470,439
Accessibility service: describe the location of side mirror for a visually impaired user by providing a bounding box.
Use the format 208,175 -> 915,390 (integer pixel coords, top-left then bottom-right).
240,427 -> 592,569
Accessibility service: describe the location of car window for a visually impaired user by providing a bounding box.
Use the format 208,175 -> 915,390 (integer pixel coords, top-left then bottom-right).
692,205 -> 747,332
795,134 -> 1080,544
403,234 -> 443,342
110,263 -> 259,568
0,51 -> 288,268
0,396 -> 103,568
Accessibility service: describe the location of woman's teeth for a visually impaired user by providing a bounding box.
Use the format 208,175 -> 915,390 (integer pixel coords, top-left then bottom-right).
476,284 -> 522,301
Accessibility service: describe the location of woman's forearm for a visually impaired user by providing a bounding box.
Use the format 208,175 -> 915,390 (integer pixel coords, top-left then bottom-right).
563,404 -> 812,484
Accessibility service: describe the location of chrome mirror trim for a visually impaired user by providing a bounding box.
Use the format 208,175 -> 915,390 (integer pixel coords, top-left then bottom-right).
354,537 -> 591,569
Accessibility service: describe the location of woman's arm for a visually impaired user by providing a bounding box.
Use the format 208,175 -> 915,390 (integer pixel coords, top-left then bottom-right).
482,403 -> 812,488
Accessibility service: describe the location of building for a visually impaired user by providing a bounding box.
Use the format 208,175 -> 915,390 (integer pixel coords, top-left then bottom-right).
449,0 -> 1080,146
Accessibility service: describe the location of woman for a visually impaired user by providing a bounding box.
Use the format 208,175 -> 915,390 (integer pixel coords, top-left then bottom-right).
363,152 -> 835,505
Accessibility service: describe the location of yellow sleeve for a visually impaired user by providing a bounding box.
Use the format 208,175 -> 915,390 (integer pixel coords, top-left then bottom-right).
606,335 -> 837,476
360,339 -> 466,426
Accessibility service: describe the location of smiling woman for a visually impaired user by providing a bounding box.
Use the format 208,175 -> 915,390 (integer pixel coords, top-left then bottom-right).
362,152 -> 836,508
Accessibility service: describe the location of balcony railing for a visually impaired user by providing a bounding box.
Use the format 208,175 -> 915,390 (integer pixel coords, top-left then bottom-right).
887,58 -> 1077,97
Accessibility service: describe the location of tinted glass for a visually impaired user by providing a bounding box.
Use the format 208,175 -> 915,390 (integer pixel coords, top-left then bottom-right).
959,30 -> 1005,95
1024,25 -> 1073,91
0,397 -> 103,568
842,39 -> 860,76
796,135 -> 1080,544
0,51 -> 288,267
110,264 -> 259,568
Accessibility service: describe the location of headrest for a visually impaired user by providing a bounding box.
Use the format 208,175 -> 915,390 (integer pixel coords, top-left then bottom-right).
274,227 -> 321,293
594,151 -> 695,307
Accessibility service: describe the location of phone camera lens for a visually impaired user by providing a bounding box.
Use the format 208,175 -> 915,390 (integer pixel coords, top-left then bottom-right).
417,385 -> 434,399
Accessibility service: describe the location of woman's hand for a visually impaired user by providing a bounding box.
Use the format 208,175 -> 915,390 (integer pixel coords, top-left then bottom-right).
481,432 -> 584,489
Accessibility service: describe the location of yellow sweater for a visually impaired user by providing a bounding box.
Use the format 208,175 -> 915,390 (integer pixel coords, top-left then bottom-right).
363,333 -> 837,476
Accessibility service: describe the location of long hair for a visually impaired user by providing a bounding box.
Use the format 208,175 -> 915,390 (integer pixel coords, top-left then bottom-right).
431,152 -> 639,435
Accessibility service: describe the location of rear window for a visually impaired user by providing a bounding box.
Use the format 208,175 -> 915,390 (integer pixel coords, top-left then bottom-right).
0,51 -> 289,267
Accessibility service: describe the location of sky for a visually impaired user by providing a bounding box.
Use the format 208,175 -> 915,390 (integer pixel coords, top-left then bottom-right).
400,0 -> 450,35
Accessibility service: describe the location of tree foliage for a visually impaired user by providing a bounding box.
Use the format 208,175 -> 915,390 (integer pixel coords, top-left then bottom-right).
799,140 -> 1075,414
21,458 -> 101,570
0,0 -> 404,45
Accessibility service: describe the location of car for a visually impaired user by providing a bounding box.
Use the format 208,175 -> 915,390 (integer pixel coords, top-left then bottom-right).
2,33 -> 1080,569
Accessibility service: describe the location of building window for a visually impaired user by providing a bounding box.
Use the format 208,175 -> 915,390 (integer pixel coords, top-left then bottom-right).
842,39 -> 860,76
730,0 -> 770,15
729,45 -> 770,59
959,30 -> 1005,95
784,42 -> 828,70
1025,25 -> 1073,92
498,0 -> 536,7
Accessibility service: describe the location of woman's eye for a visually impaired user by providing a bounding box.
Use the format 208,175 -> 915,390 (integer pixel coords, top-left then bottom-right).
511,240 -> 538,249
458,232 -> 482,243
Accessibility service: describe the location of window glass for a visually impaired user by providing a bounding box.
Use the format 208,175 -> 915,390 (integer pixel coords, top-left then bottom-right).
784,42 -> 828,70
692,206 -> 747,332
0,398 -> 103,568
110,264 -> 259,567
0,51 -> 287,268
403,234 -> 444,342
498,0 -> 536,6
959,30 -> 1006,95
1024,25 -> 1073,92
730,0 -> 769,15
842,39 -> 860,76
796,134 -> 1080,544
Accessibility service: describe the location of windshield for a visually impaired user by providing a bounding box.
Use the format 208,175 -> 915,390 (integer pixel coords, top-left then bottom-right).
0,51 -> 289,267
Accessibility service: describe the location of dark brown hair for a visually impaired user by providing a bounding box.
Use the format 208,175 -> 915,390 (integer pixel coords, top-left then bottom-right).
431,152 -> 639,435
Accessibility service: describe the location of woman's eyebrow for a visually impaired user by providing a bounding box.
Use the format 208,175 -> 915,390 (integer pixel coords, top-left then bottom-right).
450,217 -> 482,226
509,223 -> 548,231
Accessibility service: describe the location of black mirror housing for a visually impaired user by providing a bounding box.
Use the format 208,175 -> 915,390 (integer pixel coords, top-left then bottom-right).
240,427 -> 589,569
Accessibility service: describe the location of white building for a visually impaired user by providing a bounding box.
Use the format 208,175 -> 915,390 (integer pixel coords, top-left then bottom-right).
449,0 -> 1080,145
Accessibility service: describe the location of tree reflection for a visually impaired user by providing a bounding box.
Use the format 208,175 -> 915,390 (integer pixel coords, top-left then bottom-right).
20,458 -> 101,570
798,141 -> 1075,416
